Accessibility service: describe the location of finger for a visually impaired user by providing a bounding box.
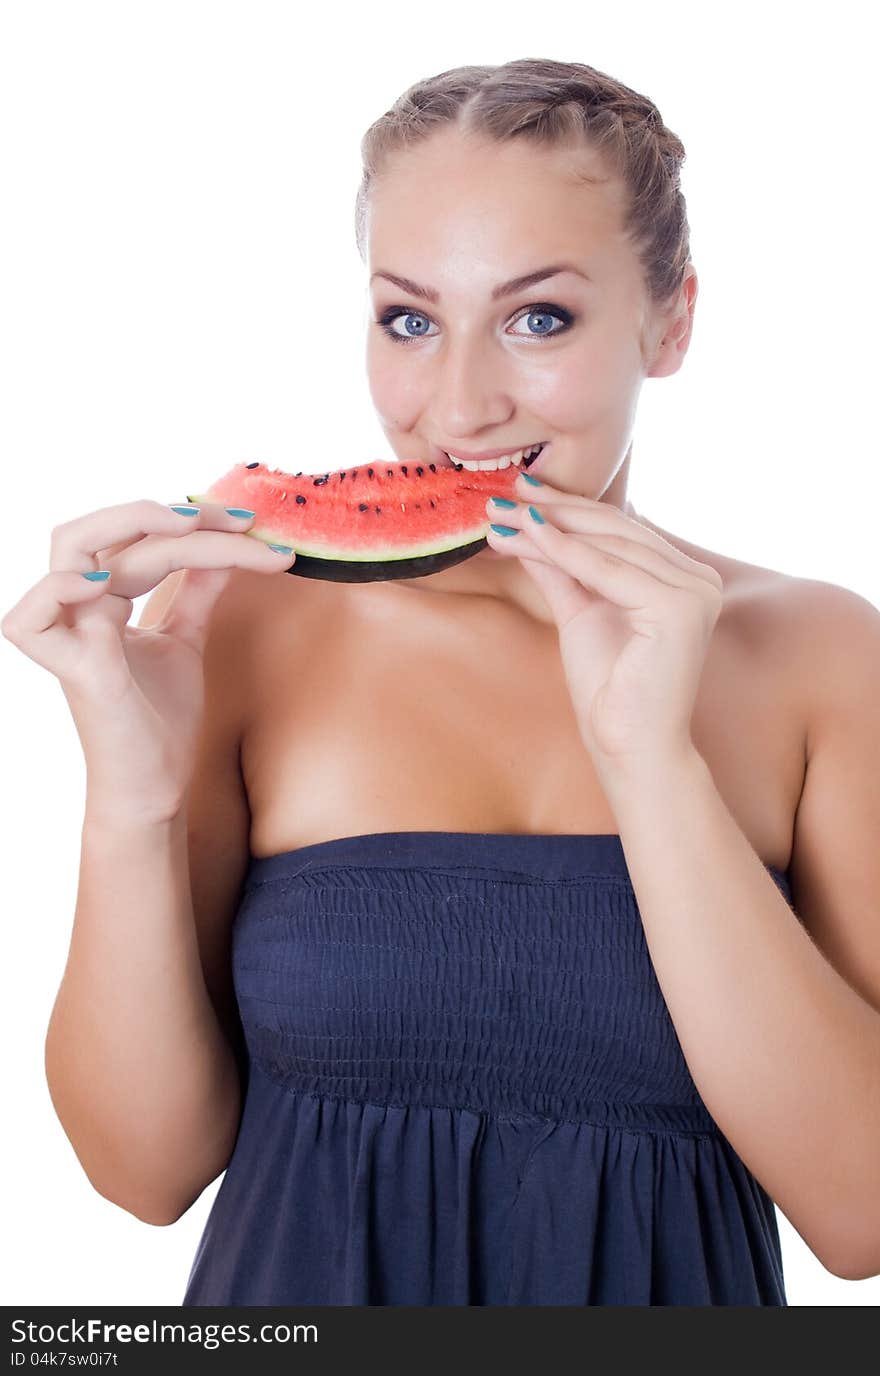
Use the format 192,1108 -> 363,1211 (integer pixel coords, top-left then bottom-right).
86,526 -> 295,601
551,529 -> 693,589
487,511 -> 715,611
154,566 -> 236,653
517,551 -> 595,627
48,498 -> 258,573
94,498 -> 256,564
3,500 -> 290,679
486,522 -> 603,624
488,505 -> 718,597
90,500 -> 261,564
47,498 -> 261,647
1,568 -> 126,680
507,480 -> 724,591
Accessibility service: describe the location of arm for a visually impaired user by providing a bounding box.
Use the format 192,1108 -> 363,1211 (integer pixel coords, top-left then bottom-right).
600,584 -> 880,1281
44,572 -> 252,1226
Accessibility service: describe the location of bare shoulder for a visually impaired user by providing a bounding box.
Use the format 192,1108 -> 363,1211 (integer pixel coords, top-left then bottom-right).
638,511 -> 880,728
752,567 -> 880,639
705,537 -> 880,691
637,509 -> 875,647
758,571 -> 880,735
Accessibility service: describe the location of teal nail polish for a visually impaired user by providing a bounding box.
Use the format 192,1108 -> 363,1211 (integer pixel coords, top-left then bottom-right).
528,505 -> 545,524
522,472 -> 543,486
268,543 -> 293,554
225,507 -> 255,519
489,523 -> 518,537
169,504 -> 199,516
488,496 -> 517,509
82,570 -> 110,581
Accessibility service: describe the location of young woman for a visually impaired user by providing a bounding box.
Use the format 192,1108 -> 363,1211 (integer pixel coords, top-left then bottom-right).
5,58 -> 880,1307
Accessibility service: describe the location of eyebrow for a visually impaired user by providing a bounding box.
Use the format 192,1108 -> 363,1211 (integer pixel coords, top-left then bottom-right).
369,263 -> 592,304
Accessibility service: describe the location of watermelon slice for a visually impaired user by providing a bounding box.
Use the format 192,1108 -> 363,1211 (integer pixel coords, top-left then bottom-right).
186,459 -> 525,583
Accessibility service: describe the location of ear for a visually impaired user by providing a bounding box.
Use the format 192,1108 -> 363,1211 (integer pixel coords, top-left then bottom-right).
647,264 -> 699,378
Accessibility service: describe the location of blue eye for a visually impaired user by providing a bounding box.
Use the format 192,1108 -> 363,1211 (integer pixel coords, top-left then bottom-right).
376,303 -> 575,346
378,310 -> 439,342
508,306 -> 573,338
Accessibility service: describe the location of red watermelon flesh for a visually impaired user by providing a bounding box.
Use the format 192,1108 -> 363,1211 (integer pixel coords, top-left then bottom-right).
186,459 -> 524,583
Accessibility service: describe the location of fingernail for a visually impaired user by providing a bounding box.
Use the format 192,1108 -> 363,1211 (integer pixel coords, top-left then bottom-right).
488,496 -> 518,509
169,504 -> 200,516
528,505 -> 545,524
489,524 -> 518,537
225,507 -> 255,519
268,543 -> 293,554
521,473 -> 543,487
82,570 -> 111,581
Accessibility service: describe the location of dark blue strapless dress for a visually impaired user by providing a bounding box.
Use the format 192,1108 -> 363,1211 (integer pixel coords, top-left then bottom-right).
181,831 -> 792,1306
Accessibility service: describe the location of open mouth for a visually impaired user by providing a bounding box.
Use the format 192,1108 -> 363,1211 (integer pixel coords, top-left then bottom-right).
439,442 -> 547,472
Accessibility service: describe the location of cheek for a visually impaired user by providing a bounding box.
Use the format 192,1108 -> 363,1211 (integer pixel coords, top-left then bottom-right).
526,358 -> 594,429
528,343 -> 637,429
366,343 -> 426,420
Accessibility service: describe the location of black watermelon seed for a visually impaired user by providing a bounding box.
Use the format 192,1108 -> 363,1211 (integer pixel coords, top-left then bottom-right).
416,466 -> 423,476
294,471 -> 302,477
246,461 -> 260,469
367,467 -> 374,479
429,463 -> 436,472
429,499 -> 436,509
313,475 -> 329,485
401,466 -> 408,476
295,494 -> 306,505
358,503 -> 369,512
375,505 -> 381,514
386,468 -> 393,477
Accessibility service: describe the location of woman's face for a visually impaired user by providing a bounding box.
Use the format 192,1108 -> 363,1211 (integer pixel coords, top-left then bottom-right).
364,126 -> 693,502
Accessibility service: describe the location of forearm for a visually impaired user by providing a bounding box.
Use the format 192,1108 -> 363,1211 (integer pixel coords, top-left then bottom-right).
45,808 -> 242,1225
599,745 -> 880,1277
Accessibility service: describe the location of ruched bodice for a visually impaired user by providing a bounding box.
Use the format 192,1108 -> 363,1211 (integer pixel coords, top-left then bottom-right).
182,831 -> 792,1306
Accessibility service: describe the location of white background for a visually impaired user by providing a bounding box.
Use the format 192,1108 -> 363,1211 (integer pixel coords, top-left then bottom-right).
2,0 -> 878,1308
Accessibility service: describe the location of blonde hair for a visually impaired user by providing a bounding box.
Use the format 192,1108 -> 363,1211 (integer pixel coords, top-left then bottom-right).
355,57 -> 691,310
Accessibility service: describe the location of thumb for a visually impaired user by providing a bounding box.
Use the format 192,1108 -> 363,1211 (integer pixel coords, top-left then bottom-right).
158,566 -> 234,653
518,554 -> 590,627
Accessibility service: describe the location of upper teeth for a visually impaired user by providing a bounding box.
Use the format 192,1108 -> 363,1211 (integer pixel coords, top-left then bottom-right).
445,443 -> 544,471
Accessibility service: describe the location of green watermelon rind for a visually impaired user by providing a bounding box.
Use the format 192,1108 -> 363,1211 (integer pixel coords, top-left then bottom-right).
255,521 -> 490,562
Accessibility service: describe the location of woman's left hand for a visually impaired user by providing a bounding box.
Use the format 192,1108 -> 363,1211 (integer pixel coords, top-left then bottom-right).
485,474 -> 725,782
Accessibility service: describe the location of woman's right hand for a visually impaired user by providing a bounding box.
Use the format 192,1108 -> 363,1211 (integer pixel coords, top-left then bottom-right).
1,499 -> 297,824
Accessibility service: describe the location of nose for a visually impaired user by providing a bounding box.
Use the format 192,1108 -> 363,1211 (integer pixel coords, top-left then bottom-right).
430,335 -> 514,439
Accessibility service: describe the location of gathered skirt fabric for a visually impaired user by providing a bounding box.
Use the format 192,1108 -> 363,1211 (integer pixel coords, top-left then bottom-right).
182,830 -> 792,1306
